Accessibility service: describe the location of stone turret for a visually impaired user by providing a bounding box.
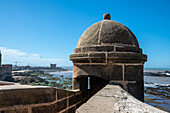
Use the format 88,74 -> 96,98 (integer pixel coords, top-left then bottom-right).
70,13 -> 147,101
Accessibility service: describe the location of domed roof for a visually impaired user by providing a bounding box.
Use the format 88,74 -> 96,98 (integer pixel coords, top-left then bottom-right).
70,13 -> 147,64
77,13 -> 139,48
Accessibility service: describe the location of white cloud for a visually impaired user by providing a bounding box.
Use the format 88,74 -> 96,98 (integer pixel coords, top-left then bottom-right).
0,47 -> 66,66
31,54 -> 40,57
0,47 -> 27,56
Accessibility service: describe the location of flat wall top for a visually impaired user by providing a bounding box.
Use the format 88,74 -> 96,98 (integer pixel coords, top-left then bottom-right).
76,84 -> 166,113
0,85 -> 51,90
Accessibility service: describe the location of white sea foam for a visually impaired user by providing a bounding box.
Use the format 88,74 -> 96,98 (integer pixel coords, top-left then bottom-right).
166,73 -> 170,76
144,76 -> 170,88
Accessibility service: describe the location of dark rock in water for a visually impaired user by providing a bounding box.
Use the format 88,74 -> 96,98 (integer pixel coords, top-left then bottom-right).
144,72 -> 169,77
144,81 -> 154,84
165,70 -> 170,73
145,85 -> 170,99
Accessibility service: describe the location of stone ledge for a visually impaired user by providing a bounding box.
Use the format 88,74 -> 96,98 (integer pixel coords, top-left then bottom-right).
0,85 -> 51,90
70,52 -> 147,63
0,81 -> 16,86
76,84 -> 167,113
74,45 -> 141,54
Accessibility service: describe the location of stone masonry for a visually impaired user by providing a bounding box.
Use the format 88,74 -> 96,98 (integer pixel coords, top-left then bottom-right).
0,85 -> 87,113
70,13 -> 147,101
0,51 -> 12,81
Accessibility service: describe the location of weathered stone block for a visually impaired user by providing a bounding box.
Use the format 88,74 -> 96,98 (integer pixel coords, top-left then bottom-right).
80,46 -> 114,53
0,87 -> 56,107
89,53 -> 105,58
73,65 -> 122,81
32,104 -> 56,113
108,59 -> 143,63
107,52 -> 147,63
115,46 -> 140,53
90,58 -> 105,63
57,89 -> 67,100
76,93 -> 83,103
106,65 -> 122,80
56,98 -> 67,112
70,53 -> 88,58
69,93 -> 83,107
68,95 -> 77,107
127,81 -> 144,101
124,65 -> 143,81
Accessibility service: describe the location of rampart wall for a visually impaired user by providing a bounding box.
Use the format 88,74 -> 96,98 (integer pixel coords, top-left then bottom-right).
0,85 -> 89,113
0,82 -> 167,113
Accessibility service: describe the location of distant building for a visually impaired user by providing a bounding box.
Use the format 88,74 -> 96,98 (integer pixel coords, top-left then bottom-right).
12,65 -> 31,71
50,64 -> 56,69
0,51 -> 12,81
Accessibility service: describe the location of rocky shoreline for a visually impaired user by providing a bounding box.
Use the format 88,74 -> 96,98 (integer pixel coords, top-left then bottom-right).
144,74 -> 170,112
12,69 -> 72,89
144,70 -> 170,77
12,70 -> 49,85
144,85 -> 170,112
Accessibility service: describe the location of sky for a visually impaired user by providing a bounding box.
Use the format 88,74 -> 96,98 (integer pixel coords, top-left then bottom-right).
0,0 -> 170,68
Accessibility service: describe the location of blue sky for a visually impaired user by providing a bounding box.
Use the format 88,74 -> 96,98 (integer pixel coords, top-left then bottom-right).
0,0 -> 170,67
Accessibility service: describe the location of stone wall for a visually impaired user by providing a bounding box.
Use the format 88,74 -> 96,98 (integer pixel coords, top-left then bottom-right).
0,67 -> 7,80
1,65 -> 12,74
0,51 -> 12,81
0,65 -> 12,81
0,85 -> 88,113
73,63 -> 144,101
